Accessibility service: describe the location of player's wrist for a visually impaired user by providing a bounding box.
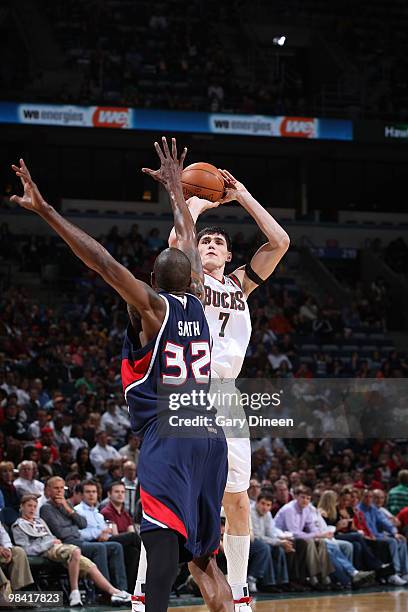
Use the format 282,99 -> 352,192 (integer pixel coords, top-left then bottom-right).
235,189 -> 250,205
37,201 -> 54,217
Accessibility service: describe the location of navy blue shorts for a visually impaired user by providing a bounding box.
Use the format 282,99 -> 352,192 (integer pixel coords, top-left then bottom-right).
138,423 -> 228,560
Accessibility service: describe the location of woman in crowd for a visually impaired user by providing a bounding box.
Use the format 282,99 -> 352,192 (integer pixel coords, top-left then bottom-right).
318,489 -> 390,575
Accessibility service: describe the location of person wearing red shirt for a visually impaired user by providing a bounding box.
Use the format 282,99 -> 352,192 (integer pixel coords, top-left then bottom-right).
102,482 -> 135,534
101,481 -> 141,591
397,507 -> 408,537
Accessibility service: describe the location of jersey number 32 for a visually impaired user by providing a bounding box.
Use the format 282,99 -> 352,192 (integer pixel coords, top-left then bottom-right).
162,341 -> 210,385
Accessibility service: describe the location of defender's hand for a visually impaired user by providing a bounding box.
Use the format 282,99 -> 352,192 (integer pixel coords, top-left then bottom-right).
10,159 -> 49,214
142,136 -> 187,186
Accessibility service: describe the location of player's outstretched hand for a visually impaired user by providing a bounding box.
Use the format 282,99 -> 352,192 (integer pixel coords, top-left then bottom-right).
10,159 -> 48,214
218,169 -> 247,203
142,136 -> 187,187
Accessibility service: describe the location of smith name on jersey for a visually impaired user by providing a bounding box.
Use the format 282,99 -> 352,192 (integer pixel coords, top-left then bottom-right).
203,272 -> 252,380
121,292 -> 211,436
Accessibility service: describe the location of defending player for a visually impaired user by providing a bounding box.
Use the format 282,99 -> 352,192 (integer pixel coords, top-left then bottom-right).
10,141 -> 234,612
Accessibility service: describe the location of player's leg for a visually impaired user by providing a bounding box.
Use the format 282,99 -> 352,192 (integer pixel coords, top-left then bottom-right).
132,542 -> 147,611
222,437 -> 252,609
142,529 -> 179,612
188,555 -> 234,611
223,490 -> 251,606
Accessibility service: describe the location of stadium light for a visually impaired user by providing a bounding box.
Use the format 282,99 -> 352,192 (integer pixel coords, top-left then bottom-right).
273,36 -> 287,46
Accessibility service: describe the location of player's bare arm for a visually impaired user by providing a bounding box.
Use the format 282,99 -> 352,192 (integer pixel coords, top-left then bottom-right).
219,169 -> 290,297
143,137 -> 205,301
168,195 -> 221,248
10,159 -> 166,340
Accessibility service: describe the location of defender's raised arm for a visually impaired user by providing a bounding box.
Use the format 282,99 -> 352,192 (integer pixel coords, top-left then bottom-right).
10,159 -> 166,332
143,137 -> 205,301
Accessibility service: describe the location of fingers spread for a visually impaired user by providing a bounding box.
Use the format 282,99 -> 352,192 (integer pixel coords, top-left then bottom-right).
161,136 -> 171,158
154,141 -> 165,162
20,159 -> 32,179
171,137 -> 177,161
179,147 -> 187,167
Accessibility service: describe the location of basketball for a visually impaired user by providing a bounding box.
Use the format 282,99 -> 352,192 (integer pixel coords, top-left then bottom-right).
181,162 -> 225,202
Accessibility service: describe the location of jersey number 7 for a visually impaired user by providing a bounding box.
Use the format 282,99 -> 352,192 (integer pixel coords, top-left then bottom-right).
162,341 -> 210,385
219,312 -> 230,337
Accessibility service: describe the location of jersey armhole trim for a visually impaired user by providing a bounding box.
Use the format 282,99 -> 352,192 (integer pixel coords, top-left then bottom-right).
228,273 -> 243,290
124,295 -> 170,397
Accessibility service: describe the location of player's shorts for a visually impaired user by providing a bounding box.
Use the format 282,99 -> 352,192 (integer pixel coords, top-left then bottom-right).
210,378 -> 251,494
138,420 -> 228,560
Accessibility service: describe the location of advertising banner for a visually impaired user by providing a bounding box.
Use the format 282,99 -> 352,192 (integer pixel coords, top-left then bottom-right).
0,102 -> 353,141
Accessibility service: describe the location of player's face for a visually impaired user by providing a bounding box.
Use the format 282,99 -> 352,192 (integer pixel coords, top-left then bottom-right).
198,234 -> 231,272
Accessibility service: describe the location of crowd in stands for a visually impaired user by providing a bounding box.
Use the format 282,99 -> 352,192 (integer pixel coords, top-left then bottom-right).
2,0 -> 407,120
0,221 -> 407,601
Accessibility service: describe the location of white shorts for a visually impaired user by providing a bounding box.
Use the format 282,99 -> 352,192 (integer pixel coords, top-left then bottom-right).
210,378 -> 251,494
225,437 -> 251,493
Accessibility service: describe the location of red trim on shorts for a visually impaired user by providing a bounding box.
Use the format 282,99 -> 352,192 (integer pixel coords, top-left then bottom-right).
121,351 -> 153,389
131,595 -> 145,604
140,486 -> 188,539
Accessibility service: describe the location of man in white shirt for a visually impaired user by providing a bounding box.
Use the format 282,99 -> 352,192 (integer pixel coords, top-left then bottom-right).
267,345 -> 292,372
121,461 -> 139,517
119,433 -> 140,468
90,430 -> 124,478
250,492 -> 294,591
13,461 -> 44,497
101,401 -> 130,446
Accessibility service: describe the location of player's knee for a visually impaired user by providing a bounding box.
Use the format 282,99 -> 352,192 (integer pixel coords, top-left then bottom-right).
71,547 -> 81,560
223,492 -> 249,517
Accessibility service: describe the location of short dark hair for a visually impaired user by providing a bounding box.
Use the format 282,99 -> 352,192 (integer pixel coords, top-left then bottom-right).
295,485 -> 312,497
257,492 -> 274,503
108,480 -> 126,493
78,479 -> 98,493
197,227 -> 232,252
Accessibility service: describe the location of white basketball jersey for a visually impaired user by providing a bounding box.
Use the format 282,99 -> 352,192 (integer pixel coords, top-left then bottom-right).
204,272 -> 252,380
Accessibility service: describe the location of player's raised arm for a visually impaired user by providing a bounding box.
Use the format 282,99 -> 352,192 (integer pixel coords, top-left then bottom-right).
143,137 -> 205,301
9,160 -> 166,325
168,196 -> 221,248
219,169 -> 290,297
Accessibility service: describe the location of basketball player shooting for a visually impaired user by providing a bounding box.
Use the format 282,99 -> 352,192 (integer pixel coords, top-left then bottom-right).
167,169 -> 291,610
10,140 -> 234,612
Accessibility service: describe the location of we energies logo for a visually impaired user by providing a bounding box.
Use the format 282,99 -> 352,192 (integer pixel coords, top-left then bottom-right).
92,107 -> 131,129
279,116 -> 317,139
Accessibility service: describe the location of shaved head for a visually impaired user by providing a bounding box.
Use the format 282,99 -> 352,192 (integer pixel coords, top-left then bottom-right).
153,248 -> 191,293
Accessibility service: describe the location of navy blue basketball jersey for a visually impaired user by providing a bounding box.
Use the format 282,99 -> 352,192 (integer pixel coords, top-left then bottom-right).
122,292 -> 211,436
